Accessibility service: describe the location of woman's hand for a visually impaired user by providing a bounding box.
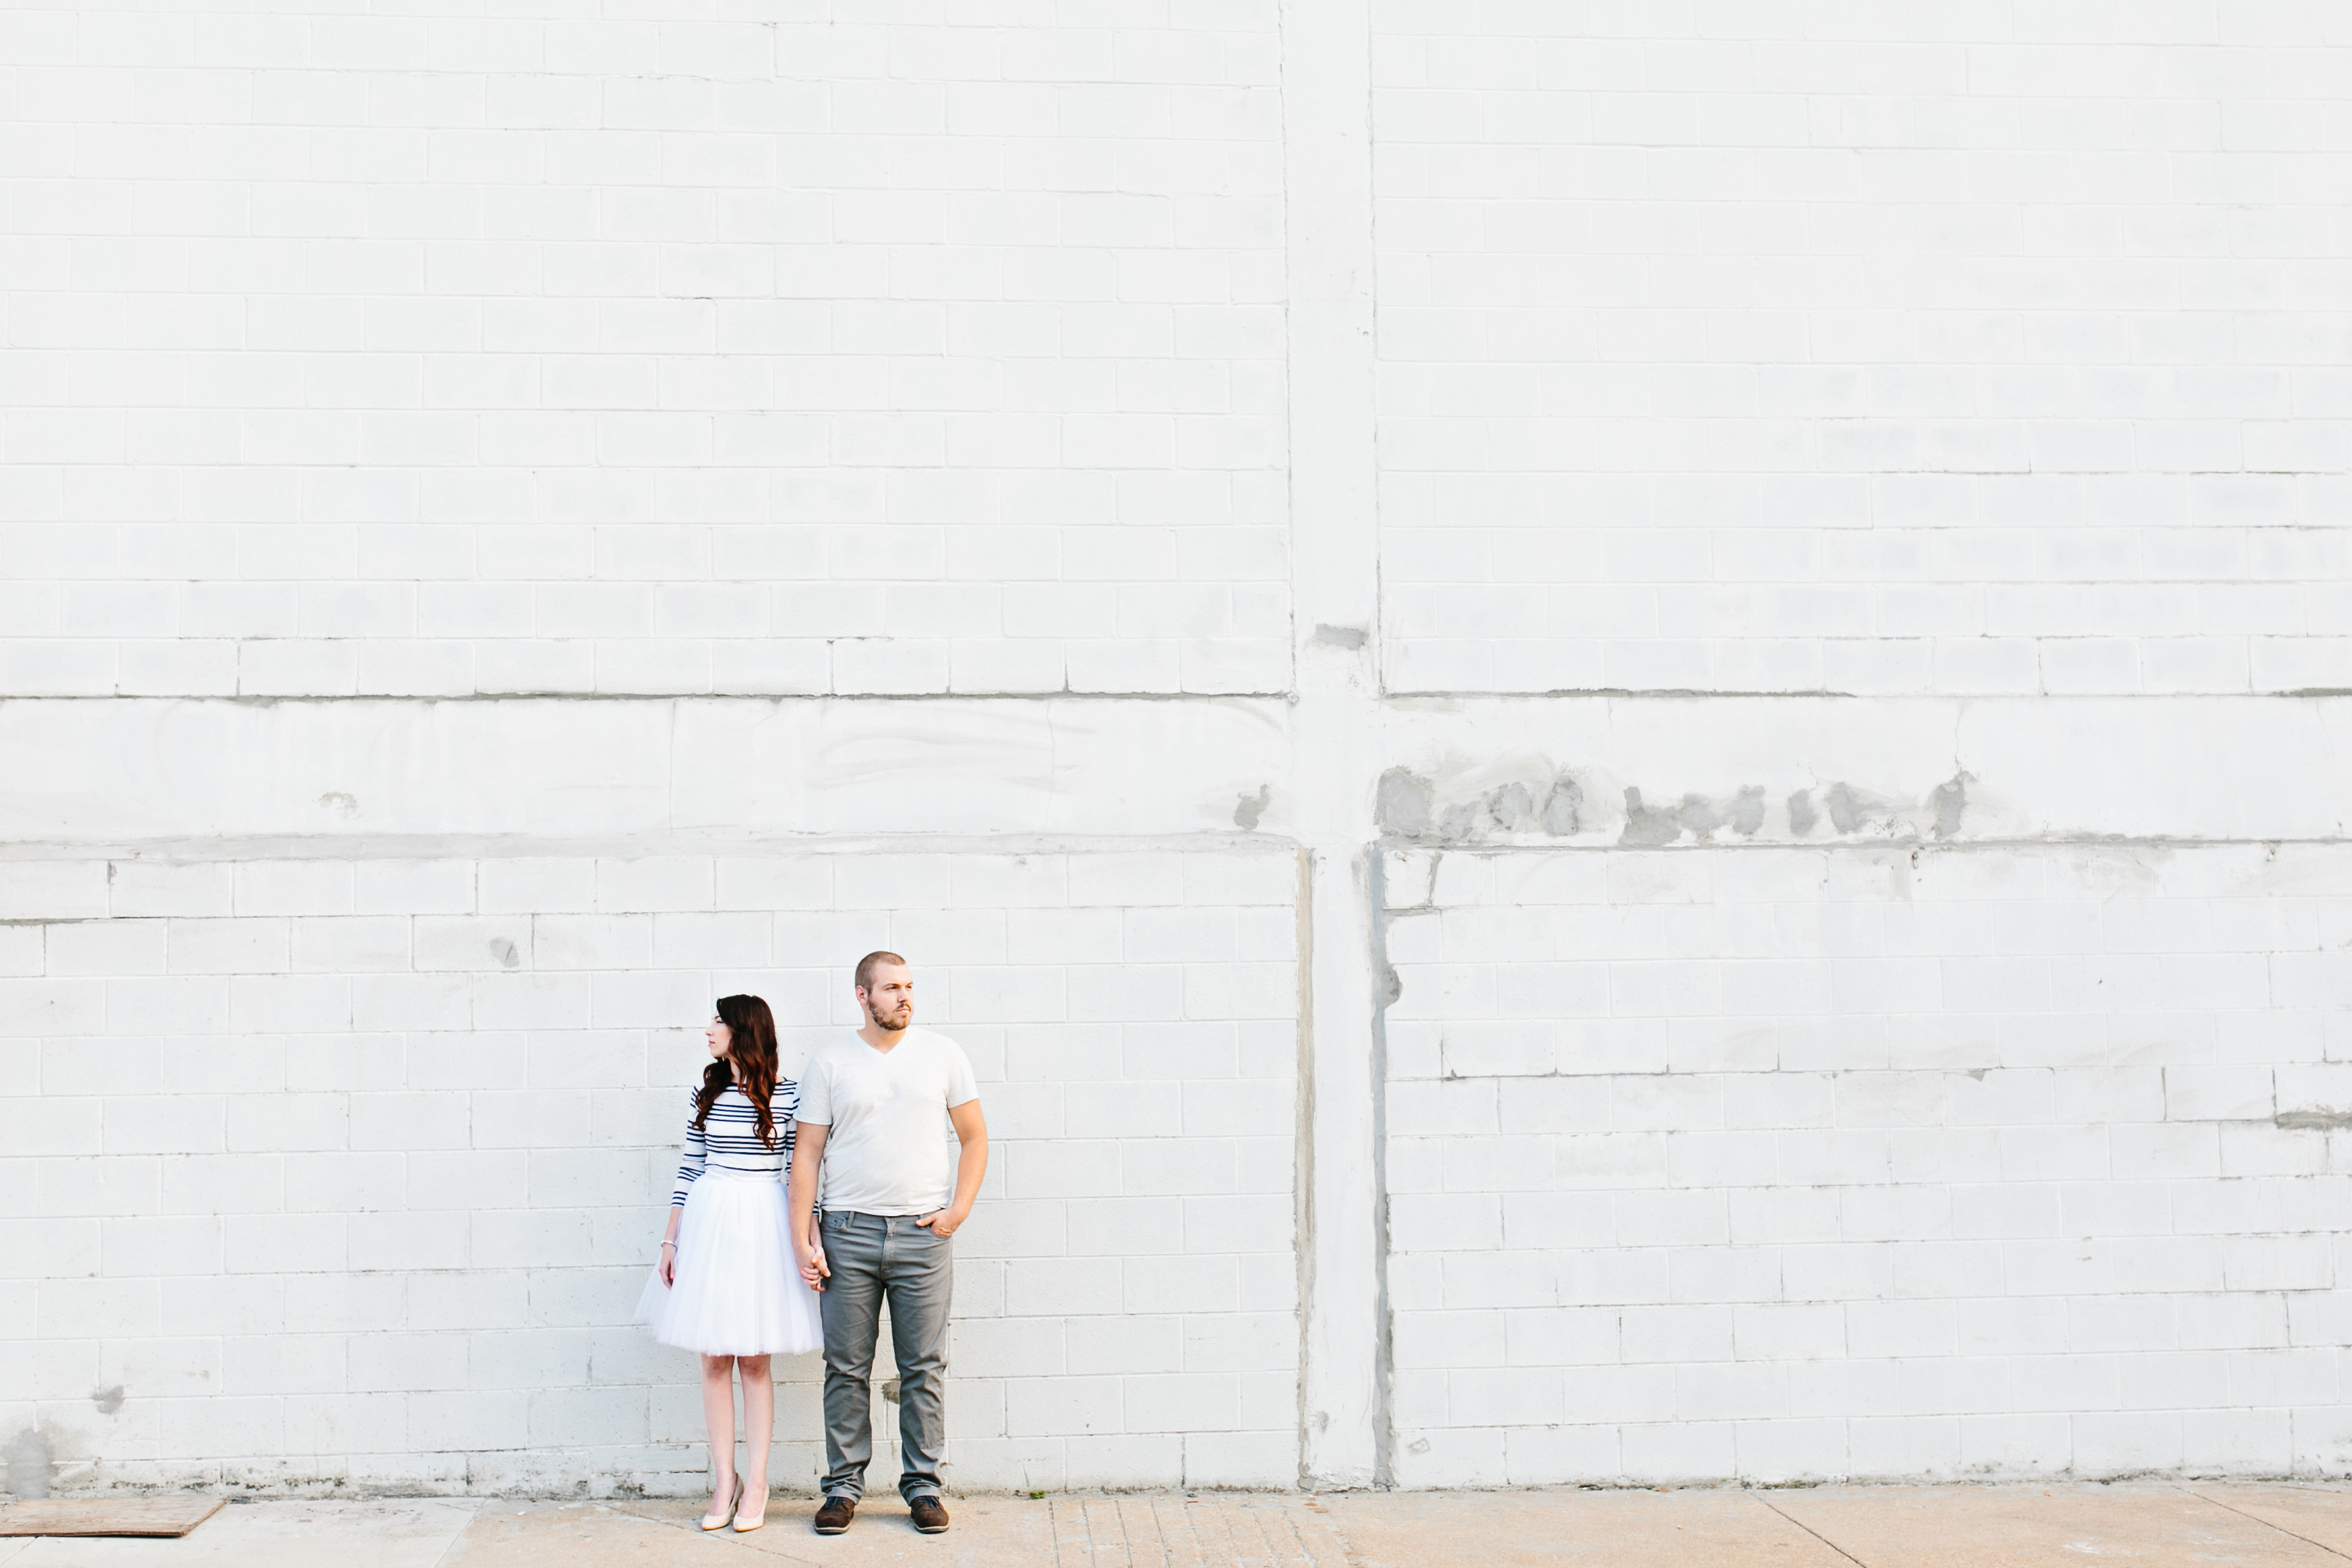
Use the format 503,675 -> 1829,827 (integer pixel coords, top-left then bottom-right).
797,1216 -> 829,1292
659,1238 -> 678,1287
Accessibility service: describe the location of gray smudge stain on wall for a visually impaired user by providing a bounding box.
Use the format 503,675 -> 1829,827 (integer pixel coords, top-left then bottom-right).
1620,787 -> 1684,847
1929,772 -> 1969,839
1541,781 -> 1582,835
1480,779 -> 1585,837
1376,768 -> 1434,837
1379,767 -> 1583,843
1233,784 -> 1272,829
1783,775 -> 1968,840
1824,781 -> 1873,833
1787,790 -> 1819,835
3,1428 -> 52,1499
1620,785 -> 1765,847
1385,766 -> 1966,847
1488,781 -> 1537,830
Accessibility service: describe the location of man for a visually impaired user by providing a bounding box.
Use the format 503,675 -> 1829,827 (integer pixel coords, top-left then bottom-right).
788,951 -> 988,1536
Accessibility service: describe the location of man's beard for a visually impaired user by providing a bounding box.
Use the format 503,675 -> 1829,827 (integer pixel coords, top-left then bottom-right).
866,998 -> 912,1031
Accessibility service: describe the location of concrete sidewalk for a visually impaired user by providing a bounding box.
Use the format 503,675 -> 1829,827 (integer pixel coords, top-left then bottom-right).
6,1483 -> 2352,1566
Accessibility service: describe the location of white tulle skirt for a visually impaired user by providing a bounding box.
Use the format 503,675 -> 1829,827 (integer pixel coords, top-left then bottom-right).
635,1168 -> 823,1356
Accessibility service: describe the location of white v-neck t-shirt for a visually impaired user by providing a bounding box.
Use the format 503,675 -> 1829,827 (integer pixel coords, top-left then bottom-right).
796,1027 -> 979,1216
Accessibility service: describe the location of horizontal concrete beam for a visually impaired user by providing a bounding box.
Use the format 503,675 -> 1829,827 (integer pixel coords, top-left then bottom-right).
7,695 -> 2347,849
0,697 -> 1291,845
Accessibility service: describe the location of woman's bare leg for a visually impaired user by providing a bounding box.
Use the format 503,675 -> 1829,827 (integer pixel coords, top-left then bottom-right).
701,1353 -> 739,1514
737,1354 -> 774,1506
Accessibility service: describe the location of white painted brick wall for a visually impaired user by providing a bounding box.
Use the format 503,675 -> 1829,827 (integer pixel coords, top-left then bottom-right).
0,847 -> 1298,1495
1373,6 -> 2352,695
0,6 -> 1289,698
1382,841 -> 2352,1486
8,0 -> 2352,1500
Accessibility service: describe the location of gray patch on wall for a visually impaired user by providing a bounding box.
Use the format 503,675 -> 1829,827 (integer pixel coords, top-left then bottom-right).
91,1385 -> 124,1414
1376,768 -> 1434,837
1787,790 -> 1819,835
2276,1109 -> 2352,1131
319,791 -> 359,818
488,938 -> 521,969
1541,780 -> 1582,834
1784,774 -> 1970,840
1488,781 -> 1537,830
1929,771 -> 1970,839
1488,779 -> 1583,835
1620,785 -> 1767,847
1824,781 -> 1881,833
1311,624 -> 1368,651
1378,767 -> 1583,844
1233,784 -> 1272,830
1620,787 -> 1684,847
4,1427 -> 52,1499
1784,780 -> 1904,836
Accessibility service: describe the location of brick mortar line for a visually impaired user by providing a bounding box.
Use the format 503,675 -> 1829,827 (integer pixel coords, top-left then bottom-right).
0,692 -> 1297,704
0,831 -> 1297,862
9,833 -> 2348,866
1365,847 -> 1394,1490
1291,846 -> 1318,1493
9,690 -> 2352,702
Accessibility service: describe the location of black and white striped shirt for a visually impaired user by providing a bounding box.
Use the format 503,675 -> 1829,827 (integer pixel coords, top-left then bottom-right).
671,1080 -> 800,1207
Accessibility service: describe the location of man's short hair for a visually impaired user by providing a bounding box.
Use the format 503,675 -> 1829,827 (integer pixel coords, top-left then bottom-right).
854,950 -> 908,992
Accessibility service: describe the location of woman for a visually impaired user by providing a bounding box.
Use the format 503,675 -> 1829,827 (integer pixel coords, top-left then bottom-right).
636,994 -> 823,1534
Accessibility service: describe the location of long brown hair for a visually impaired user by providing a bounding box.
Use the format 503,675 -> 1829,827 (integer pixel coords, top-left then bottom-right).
693,994 -> 780,1147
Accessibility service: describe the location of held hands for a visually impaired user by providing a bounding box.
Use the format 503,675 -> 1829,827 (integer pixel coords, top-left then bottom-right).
788,1210 -> 964,1291
798,1217 -> 830,1292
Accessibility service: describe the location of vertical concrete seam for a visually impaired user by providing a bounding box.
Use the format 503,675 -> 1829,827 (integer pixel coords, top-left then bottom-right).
1361,0 -> 1384,699
1365,844 -> 1394,1489
1274,0 -> 1314,702
1293,843 -> 1318,1490
1276,0 -> 1295,692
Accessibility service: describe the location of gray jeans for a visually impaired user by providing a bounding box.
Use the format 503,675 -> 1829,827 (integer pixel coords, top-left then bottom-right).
817,1211 -> 952,1503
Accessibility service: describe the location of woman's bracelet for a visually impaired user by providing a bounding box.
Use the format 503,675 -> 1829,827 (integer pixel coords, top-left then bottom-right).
659,1239 -> 677,1250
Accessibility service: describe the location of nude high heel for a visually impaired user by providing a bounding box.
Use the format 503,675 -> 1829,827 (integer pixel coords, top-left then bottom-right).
733,1484 -> 768,1532
701,1477 -> 743,1532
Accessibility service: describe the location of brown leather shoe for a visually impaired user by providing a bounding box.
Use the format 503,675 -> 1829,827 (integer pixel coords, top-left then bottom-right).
909,1495 -> 949,1534
814,1495 -> 855,1534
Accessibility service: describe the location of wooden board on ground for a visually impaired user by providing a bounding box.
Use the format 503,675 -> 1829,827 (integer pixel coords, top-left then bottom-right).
0,1496 -> 227,1536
